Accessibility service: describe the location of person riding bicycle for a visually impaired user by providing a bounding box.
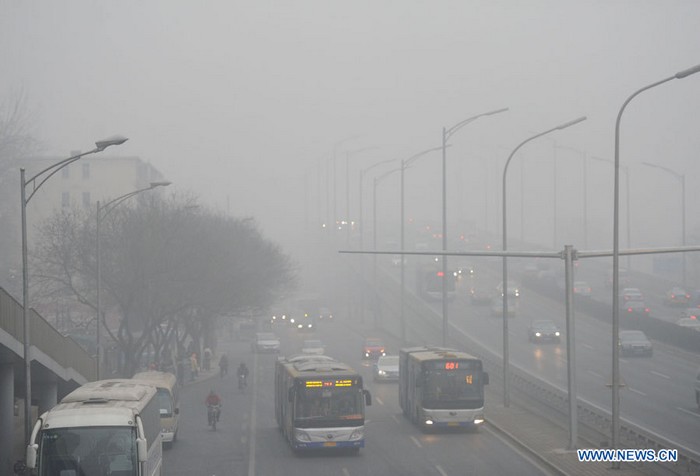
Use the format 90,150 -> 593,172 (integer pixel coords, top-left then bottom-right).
237,362 -> 249,388
205,389 -> 221,421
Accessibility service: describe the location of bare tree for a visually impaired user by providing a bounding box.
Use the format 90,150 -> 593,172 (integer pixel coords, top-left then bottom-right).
33,193 -> 296,376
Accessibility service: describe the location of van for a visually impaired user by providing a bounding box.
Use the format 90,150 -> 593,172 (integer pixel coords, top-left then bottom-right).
132,371 -> 180,447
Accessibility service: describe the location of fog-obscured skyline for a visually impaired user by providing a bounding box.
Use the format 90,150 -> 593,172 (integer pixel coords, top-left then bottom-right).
2,1 -> 700,256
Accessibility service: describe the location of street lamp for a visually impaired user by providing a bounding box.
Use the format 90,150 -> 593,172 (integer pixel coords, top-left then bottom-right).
20,135 -> 128,444
441,108 -> 508,346
346,147 -> 380,247
641,162 -> 687,287
329,136 -> 359,233
399,146 -> 445,344
611,63 -> 700,465
502,117 -> 586,407
96,181 -> 171,379
590,156 -> 631,269
359,158 -> 396,251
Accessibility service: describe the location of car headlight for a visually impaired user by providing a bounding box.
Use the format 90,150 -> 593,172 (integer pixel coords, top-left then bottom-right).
555,331 -> 560,336
290,318 -> 295,323
378,370 -> 386,375
535,332 -> 541,337
294,429 -> 311,442
348,429 -> 364,441
297,324 -> 303,329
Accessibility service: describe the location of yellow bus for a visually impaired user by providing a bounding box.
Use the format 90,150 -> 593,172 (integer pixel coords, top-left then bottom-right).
132,371 -> 180,447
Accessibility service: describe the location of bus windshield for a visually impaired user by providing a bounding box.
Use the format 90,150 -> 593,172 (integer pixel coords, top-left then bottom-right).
294,387 -> 363,425
423,365 -> 484,409
38,427 -> 137,476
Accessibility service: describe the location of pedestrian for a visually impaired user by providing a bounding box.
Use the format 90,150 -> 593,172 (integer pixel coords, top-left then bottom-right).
176,359 -> 185,386
203,347 -> 212,372
190,353 -> 199,381
218,353 -> 229,378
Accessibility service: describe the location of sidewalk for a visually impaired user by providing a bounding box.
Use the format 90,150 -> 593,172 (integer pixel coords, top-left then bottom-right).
485,393 -> 659,476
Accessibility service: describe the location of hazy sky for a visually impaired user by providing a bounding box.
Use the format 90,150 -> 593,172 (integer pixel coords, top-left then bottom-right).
2,1 -> 700,257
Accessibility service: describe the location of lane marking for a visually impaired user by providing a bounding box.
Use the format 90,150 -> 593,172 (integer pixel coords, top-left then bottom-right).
342,468 -> 350,476
410,436 -> 423,448
582,343 -> 595,350
677,407 -> 700,419
391,414 -> 400,424
436,465 -> 448,476
650,370 -> 670,380
376,396 -> 384,405
628,387 -> 647,397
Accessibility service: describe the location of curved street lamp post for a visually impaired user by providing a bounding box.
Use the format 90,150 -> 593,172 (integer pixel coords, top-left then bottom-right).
20,135 -> 128,444
441,108 -> 508,346
501,117 -> 586,408
96,181 -> 172,379
611,63 -> 700,467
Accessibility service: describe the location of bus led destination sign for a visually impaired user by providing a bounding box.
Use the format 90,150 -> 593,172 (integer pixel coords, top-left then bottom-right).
304,379 -> 355,388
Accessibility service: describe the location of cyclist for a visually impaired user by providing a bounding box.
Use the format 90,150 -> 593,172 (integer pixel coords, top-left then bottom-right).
205,389 -> 222,423
237,362 -> 249,389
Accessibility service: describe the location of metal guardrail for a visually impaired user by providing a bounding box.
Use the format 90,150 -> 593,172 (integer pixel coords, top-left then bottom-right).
0,287 -> 96,381
368,264 -> 700,475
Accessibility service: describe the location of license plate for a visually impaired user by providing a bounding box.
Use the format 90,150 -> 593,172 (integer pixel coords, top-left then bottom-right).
448,422 -> 459,427
323,442 -> 337,447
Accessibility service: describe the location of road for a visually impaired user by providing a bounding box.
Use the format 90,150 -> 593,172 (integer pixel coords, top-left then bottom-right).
382,255 -> 700,455
163,321 -> 552,476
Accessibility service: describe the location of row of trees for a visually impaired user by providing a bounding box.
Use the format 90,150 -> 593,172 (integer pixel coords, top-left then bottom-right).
31,193 -> 297,376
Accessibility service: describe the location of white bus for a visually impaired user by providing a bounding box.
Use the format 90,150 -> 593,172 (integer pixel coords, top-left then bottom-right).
132,371 -> 180,447
274,354 -> 371,453
399,347 -> 488,431
26,379 -> 162,476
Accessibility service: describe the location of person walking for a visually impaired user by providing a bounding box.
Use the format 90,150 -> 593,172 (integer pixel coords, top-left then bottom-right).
190,353 -> 200,381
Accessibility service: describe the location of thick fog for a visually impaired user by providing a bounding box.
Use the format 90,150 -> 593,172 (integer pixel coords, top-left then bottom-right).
2,0 -> 700,261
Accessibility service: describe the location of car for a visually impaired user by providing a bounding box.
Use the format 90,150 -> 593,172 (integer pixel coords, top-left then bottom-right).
454,264 -> 475,279
573,281 -> 592,298
391,255 -> 407,267
469,285 -> 493,305
618,330 -> 653,357
675,317 -> 700,332
270,312 -> 290,326
318,306 -> 333,321
664,287 -> 691,306
496,281 -> 520,298
490,297 -> 517,317
622,300 -> 650,317
527,320 -> 561,343
251,332 -> 280,353
373,355 -> 399,382
301,339 -> 325,355
679,308 -> 700,320
362,337 -> 386,359
620,287 -> 643,302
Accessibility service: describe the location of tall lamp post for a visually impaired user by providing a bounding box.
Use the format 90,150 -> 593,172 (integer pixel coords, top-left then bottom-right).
346,147 -> 379,247
20,135 -> 128,443
359,158 -> 396,251
96,181 -> 171,379
441,108 -> 508,346
611,63 -> 700,466
641,162 -> 687,287
502,117 -> 586,407
591,156 -> 631,270
400,146 -> 445,344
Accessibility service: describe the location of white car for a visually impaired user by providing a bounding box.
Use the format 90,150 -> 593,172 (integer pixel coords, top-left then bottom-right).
301,339 -> 325,355
374,355 -> 399,382
251,332 -> 280,353
675,317 -> 700,332
496,281 -> 520,298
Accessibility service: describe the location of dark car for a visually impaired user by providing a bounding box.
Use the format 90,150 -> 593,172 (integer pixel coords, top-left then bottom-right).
618,330 -> 653,357
362,337 -> 386,360
527,320 -> 561,343
664,287 -> 690,307
622,300 -> 651,317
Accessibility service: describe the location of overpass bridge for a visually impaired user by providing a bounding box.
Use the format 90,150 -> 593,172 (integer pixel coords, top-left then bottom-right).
0,286 -> 95,475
